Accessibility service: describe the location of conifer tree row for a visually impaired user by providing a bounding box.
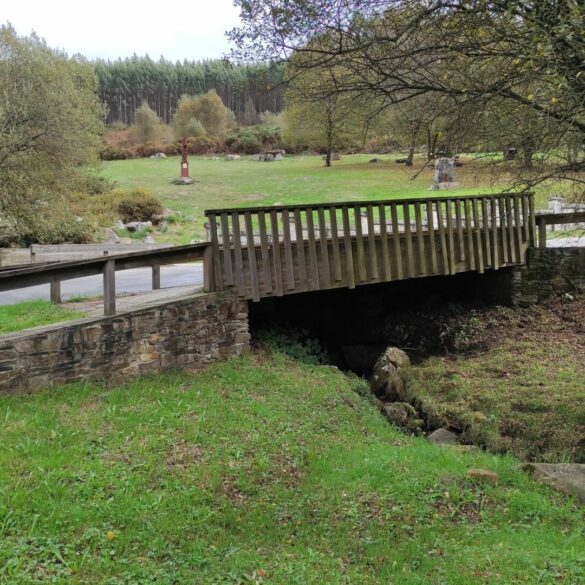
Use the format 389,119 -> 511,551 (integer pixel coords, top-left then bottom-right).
94,57 -> 285,125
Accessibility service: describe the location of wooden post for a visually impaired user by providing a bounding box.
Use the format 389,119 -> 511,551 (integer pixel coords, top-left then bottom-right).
50,280 -> 61,304
152,264 -> 161,290
538,217 -> 547,249
203,245 -> 214,291
103,259 -> 116,316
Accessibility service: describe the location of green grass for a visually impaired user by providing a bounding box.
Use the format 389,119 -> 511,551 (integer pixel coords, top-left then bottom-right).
101,154 -> 510,244
0,300 -> 85,335
1,352 -> 583,583
406,300 -> 585,463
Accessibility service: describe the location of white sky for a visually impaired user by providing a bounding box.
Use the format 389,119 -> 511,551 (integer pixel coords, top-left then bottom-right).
4,0 -> 242,61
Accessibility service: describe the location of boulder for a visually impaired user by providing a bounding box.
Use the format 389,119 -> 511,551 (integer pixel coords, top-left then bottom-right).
524,463 -> 585,502
225,154 -> 241,161
103,228 -> 120,244
154,152 -> 166,159
428,428 -> 459,446
467,468 -> 499,485
370,347 -> 411,400
382,402 -> 423,434
173,177 -> 194,185
369,158 -> 384,163
274,153 -> 284,161
125,221 -> 152,232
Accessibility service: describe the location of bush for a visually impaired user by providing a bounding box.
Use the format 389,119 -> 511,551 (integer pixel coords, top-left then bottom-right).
100,145 -> 136,161
225,124 -> 285,154
113,189 -> 164,224
186,135 -> 226,155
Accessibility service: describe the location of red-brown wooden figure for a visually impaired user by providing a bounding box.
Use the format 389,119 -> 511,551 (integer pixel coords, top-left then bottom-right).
180,138 -> 189,177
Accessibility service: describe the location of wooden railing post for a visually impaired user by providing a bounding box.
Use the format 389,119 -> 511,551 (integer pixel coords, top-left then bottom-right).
103,259 -> 116,316
537,217 -> 547,248
50,280 -> 61,304
203,245 -> 214,291
152,264 -> 161,290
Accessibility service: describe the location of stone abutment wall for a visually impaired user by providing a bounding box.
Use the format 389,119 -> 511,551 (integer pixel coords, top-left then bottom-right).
512,247 -> 585,305
0,291 -> 249,393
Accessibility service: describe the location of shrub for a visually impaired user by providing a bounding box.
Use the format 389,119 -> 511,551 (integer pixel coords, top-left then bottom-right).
113,189 -> 164,224
186,135 -> 226,155
100,145 -> 136,161
225,124 -> 285,154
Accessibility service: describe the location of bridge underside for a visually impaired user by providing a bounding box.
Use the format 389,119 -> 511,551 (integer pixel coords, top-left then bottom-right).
214,227 -> 529,301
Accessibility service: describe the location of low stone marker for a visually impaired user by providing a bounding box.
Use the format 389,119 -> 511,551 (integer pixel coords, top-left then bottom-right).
524,463 -> 585,502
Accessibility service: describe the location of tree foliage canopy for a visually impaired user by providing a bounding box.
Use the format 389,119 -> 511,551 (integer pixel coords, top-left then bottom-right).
173,90 -> 236,138
0,25 -> 104,242
230,0 -> 585,186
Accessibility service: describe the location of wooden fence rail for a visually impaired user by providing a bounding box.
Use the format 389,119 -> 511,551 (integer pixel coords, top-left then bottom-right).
0,243 -> 210,316
206,193 -> 536,301
535,211 -> 585,248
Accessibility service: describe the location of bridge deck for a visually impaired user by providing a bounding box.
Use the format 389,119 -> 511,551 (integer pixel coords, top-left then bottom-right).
206,193 -> 536,301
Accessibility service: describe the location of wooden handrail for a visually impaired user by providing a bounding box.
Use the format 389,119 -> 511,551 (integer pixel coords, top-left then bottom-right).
204,192 -> 533,215
0,243 -> 211,316
535,211 -> 585,248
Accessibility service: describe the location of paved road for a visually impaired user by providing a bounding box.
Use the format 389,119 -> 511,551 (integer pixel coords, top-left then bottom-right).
547,235 -> 585,248
0,263 -> 204,306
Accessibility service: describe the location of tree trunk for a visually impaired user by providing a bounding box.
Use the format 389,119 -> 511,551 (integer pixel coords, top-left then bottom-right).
406,133 -> 416,166
325,149 -> 332,167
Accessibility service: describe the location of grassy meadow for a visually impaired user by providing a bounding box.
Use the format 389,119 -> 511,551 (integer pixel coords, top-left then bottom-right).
1,352 -> 584,584
0,300 -> 85,335
101,154 -> 515,244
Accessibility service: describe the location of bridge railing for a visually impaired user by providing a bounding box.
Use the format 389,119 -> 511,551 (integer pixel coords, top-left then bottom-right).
205,193 -> 536,301
535,211 -> 585,247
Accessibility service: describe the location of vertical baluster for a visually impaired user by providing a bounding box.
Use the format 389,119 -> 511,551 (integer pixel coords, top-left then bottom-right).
366,205 -> 379,280
498,197 -> 509,264
232,212 -> 245,295
294,208 -> 308,291
446,199 -> 456,275
390,203 -> 404,279
455,200 -> 465,261
513,194 -> 523,262
528,193 -> 537,247
414,201 -> 427,276
306,208 -> 320,290
426,200 -> 438,274
403,203 -> 415,278
472,198 -> 485,273
270,210 -> 284,296
490,198 -> 499,269
244,212 -> 260,301
257,211 -> 272,295
481,198 -> 492,268
436,200 -> 449,275
317,207 -> 332,288
464,199 -> 476,271
521,192 -> 529,243
342,206 -> 356,289
378,204 -> 392,280
353,205 -> 367,281
506,196 -> 516,263
282,210 -> 295,290
329,206 -> 342,281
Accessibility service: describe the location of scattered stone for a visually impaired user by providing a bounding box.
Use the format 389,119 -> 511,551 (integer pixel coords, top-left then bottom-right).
173,177 -> 194,185
225,154 -> 241,161
467,468 -> 499,485
264,153 -> 275,162
251,154 -> 261,161
382,402 -> 424,434
428,428 -> 459,446
125,221 -> 152,232
369,158 -> 384,163
524,463 -> 585,502
370,346 -> 411,401
154,152 -> 166,159
274,153 -> 284,161
103,228 -> 120,244
143,235 -> 156,243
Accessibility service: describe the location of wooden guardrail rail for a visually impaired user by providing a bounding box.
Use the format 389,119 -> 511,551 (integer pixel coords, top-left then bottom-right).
0,243 -> 211,316
535,211 -> 585,248
206,193 -> 536,301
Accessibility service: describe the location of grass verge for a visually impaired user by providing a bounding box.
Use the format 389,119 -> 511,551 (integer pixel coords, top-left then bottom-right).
0,352 -> 583,583
406,298 -> 585,463
0,300 -> 85,335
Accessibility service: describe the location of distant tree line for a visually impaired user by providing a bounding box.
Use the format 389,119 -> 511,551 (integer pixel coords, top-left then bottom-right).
94,57 -> 285,126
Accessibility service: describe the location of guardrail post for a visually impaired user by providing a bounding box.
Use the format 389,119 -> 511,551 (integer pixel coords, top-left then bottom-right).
203,245 -> 214,291
50,280 -> 61,304
103,259 -> 116,316
152,264 -> 161,290
537,217 -> 547,248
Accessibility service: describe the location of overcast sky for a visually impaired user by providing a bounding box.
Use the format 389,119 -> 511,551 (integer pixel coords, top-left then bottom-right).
4,0 -> 242,61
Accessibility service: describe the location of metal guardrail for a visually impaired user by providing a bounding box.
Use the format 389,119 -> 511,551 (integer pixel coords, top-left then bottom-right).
535,211 -> 585,248
0,243 -> 212,316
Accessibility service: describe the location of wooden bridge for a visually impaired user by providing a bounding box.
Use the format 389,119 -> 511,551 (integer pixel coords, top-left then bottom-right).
205,192 -> 536,301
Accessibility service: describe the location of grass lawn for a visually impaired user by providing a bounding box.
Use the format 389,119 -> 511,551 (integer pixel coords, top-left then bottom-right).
101,154 -> 515,244
1,352 -> 583,583
0,300 -> 85,335
407,298 -> 585,463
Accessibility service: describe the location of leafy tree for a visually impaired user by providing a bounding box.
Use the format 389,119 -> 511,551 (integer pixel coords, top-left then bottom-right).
0,24 -> 104,243
174,90 -> 235,138
129,102 -> 162,148
229,0 -> 585,190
